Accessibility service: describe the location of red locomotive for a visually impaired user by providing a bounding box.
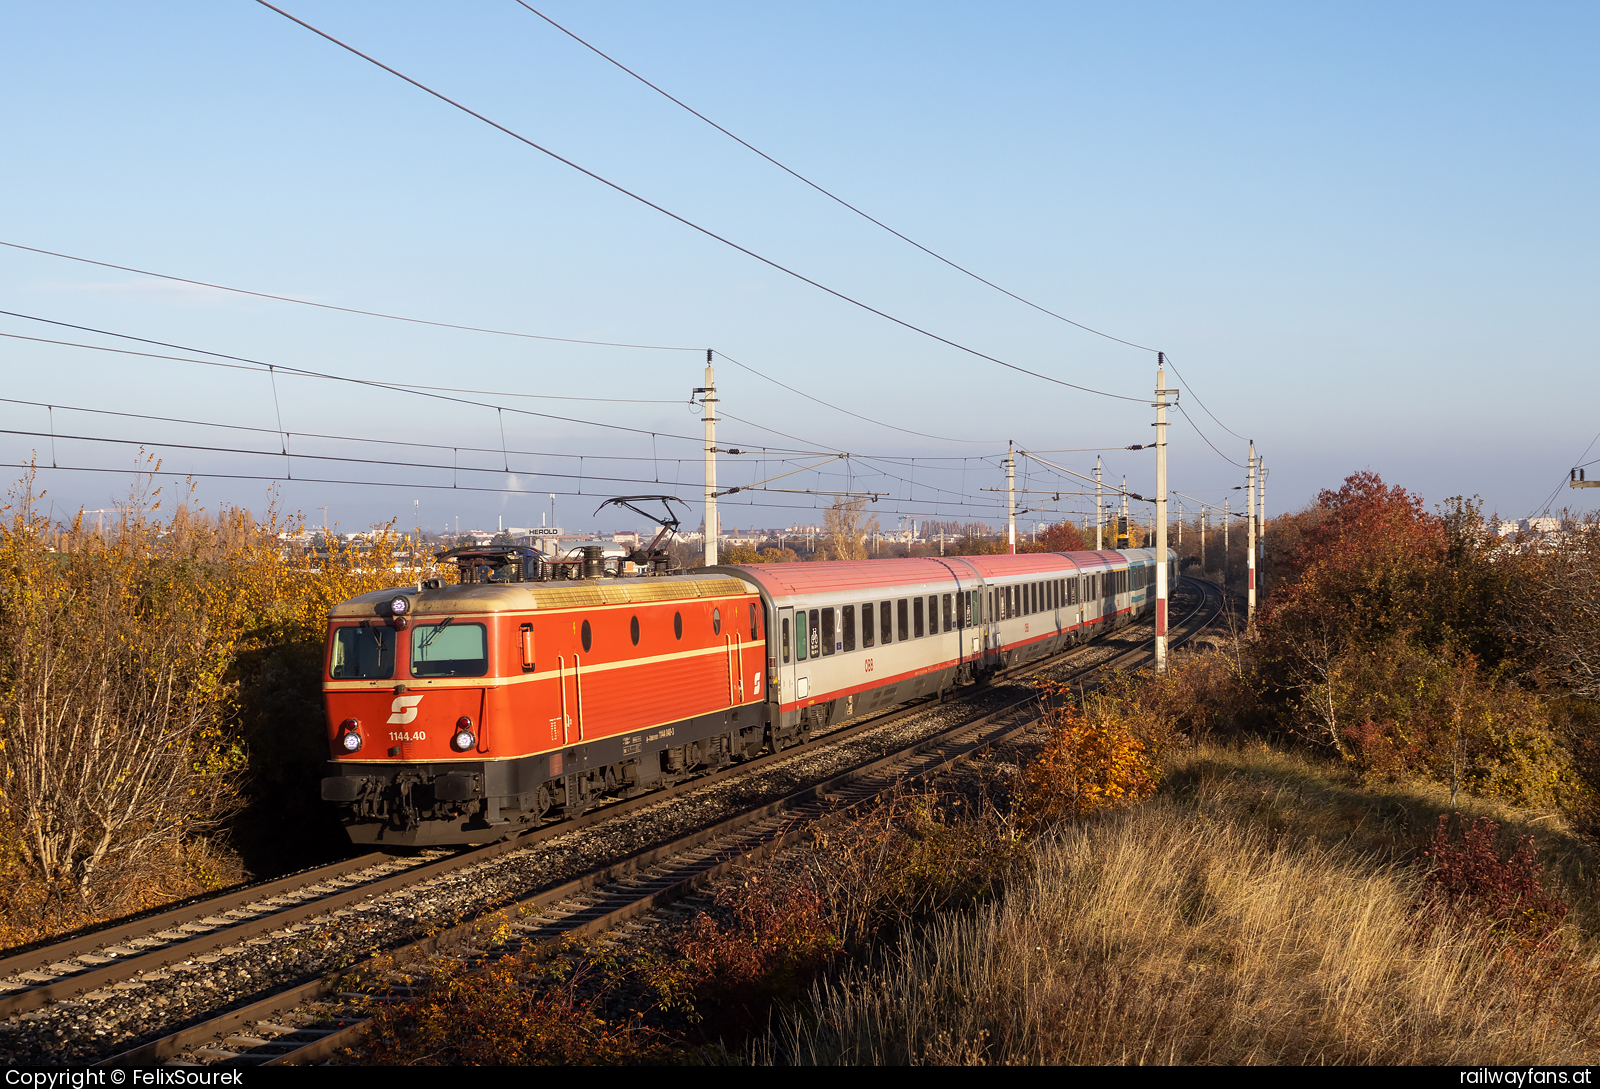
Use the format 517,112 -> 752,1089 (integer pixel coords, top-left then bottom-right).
321,543 -> 1174,845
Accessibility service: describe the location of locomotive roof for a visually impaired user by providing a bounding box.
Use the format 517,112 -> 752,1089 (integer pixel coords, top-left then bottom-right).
327,572 -> 755,619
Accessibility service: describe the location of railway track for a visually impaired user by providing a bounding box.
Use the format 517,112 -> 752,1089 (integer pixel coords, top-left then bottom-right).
0,579 -> 1219,1067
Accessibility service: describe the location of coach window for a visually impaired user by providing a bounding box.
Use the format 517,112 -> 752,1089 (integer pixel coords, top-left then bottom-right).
712,608 -> 722,635
782,617 -> 791,663
808,609 -> 822,658
821,608 -> 836,656
843,605 -> 856,652
913,597 -> 924,638
629,616 -> 640,646
750,603 -> 759,640
796,609 -> 808,661
881,601 -> 893,643
897,599 -> 910,642
581,619 -> 593,653
942,593 -> 952,632
861,602 -> 875,647
929,595 -> 939,631
674,611 -> 683,640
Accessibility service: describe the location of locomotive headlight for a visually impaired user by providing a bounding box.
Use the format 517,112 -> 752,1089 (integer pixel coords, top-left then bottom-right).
451,716 -> 476,752
338,718 -> 362,753
389,595 -> 410,616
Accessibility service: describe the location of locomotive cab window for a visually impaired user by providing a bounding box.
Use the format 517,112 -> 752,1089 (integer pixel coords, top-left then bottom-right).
749,603 -> 759,641
410,620 -> 488,678
330,623 -> 394,679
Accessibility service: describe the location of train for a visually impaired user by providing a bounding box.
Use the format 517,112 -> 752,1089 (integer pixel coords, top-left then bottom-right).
319,542 -> 1177,846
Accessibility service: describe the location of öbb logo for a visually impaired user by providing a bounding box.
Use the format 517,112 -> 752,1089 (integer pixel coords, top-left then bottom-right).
388,694 -> 424,724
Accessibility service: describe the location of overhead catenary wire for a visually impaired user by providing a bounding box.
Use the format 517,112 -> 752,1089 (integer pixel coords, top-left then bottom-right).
510,1 -> 1159,357
253,1 -> 1146,405
0,322 -> 709,444
713,351 -> 998,445
512,1 -> 1253,443
5,241 -> 1037,445
14,456 -> 1007,518
0,240 -> 698,353
1531,423 -> 1600,517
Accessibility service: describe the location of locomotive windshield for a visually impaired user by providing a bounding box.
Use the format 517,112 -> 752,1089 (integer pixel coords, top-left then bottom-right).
410,621 -> 489,678
330,623 -> 395,679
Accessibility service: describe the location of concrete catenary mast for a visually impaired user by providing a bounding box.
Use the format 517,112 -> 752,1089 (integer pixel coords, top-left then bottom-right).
699,352 -> 718,567
1095,457 -> 1104,550
1006,440 -> 1017,555
1247,440 -> 1257,628
1154,356 -> 1170,673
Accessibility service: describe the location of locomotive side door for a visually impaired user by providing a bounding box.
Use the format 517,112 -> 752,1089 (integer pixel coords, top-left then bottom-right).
776,605 -> 797,717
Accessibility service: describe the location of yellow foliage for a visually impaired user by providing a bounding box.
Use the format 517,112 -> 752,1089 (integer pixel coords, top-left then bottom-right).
1016,694 -> 1161,830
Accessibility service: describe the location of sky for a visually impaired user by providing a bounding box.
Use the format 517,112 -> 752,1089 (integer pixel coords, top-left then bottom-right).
2,1 -> 1595,537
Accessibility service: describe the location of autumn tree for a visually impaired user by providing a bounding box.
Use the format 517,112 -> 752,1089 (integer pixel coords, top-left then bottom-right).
0,474 -> 245,907
823,497 -> 878,561
1500,514 -> 1600,701
1022,520 -> 1088,554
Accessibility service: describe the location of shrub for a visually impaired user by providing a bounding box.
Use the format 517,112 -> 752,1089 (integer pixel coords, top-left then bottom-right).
360,952 -> 671,1066
671,873 -> 841,1038
1418,814 -> 1568,943
1016,692 -> 1161,830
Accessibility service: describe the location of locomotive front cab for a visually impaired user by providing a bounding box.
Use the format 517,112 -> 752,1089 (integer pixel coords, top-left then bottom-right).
321,588 -> 513,845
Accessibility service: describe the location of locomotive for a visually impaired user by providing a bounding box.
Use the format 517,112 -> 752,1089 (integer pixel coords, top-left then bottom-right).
320,542 -> 1176,845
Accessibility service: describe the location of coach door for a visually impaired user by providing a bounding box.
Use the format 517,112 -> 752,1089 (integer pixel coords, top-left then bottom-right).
776,606 -> 797,710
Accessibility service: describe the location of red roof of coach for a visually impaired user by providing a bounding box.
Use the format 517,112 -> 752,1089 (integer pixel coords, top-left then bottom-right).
720,550 -> 1128,599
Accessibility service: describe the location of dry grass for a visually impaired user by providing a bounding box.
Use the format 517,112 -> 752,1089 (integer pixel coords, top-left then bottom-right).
761,743 -> 1600,1065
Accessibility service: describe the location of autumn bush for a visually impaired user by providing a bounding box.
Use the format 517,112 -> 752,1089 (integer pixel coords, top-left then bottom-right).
1014,682 -> 1172,832
360,949 -> 677,1066
1252,472 -> 1592,813
761,744 -> 1600,1066
0,468 -> 433,940
669,873 -> 841,1040
1417,814 -> 1568,944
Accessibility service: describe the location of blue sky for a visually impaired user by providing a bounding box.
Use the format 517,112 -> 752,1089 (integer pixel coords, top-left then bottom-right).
2,2 -> 1595,535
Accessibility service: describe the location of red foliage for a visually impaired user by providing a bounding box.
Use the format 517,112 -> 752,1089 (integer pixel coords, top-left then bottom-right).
1262,471 -> 1446,645
1418,814 -> 1567,943
672,874 -> 841,1038
1022,521 -> 1089,554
